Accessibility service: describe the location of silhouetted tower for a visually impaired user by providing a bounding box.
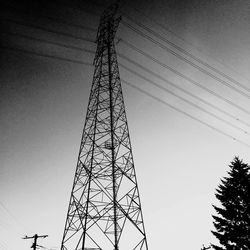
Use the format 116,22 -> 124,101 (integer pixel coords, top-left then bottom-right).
61,2 -> 148,250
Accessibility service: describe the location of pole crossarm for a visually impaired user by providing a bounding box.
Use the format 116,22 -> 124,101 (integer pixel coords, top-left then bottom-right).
23,234 -> 48,250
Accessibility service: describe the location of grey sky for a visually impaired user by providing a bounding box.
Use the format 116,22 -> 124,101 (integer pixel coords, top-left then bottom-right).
1,0 -> 250,249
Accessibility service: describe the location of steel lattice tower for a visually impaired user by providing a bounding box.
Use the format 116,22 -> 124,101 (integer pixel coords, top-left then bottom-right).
61,2 -> 148,250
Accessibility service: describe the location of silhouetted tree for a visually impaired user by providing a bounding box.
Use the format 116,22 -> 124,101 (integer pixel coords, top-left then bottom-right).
211,157 -> 250,250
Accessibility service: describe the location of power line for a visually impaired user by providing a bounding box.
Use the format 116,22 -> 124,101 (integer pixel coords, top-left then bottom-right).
121,15 -> 250,94
39,0 -> 250,96
4,29 -> 250,131
6,1 -> 248,117
52,0 -> 101,17
121,19 -> 250,99
2,30 -> 95,54
119,62 -> 250,132
1,18 -> 95,43
2,42 -> 249,148
117,42 -> 250,115
5,29 -> 250,129
7,15 -> 244,115
0,2 -> 97,33
4,5 -> 249,119
119,61 -> 249,134
0,240 -> 11,250
125,5 -> 207,53
0,45 -> 93,66
0,201 -> 21,228
122,79 -> 250,148
42,0 -> 250,98
0,200 -> 31,234
119,62 -> 250,128
5,2 -> 249,107
123,7 -> 250,91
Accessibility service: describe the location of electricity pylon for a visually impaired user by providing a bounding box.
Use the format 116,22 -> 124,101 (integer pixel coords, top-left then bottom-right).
61,2 -> 148,250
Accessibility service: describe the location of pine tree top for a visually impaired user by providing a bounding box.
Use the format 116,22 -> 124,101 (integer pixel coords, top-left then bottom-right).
211,157 -> 250,250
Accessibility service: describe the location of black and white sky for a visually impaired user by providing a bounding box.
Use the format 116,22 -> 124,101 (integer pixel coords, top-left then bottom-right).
1,0 -> 250,249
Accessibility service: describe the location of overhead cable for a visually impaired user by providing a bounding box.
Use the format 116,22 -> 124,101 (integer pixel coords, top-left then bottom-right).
2,43 -> 249,148
117,42 -> 250,115
122,79 -> 250,149
4,30 -> 250,128
0,45 -> 93,66
0,2 -> 97,33
121,19 -> 250,99
123,8 -> 250,91
1,18 -> 95,43
2,31 -> 95,54
52,0 -> 101,17
120,63 -> 249,134
119,62 -> 250,131
5,29 -> 249,127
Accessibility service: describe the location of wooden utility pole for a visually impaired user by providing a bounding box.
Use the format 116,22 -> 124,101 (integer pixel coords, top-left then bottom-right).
23,234 -> 48,250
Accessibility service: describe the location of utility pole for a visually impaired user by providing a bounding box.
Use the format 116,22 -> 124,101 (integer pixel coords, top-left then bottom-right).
60,1 -> 148,250
23,234 -> 48,250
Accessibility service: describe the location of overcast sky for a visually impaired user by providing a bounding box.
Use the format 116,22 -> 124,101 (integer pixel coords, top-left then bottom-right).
1,0 -> 250,249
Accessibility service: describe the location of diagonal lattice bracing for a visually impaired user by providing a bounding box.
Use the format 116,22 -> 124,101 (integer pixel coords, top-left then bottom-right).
61,2 -> 148,250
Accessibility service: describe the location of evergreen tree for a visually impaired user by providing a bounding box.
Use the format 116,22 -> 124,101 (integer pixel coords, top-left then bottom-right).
211,157 -> 250,250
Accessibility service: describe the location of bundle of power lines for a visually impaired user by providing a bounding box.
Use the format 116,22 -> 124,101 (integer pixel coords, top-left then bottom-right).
1,0 -> 250,147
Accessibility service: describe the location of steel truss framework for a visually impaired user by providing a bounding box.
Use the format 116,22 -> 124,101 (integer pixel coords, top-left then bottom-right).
61,3 -> 148,250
